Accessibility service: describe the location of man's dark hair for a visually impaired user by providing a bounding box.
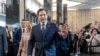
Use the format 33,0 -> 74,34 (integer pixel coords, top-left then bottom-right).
65,23 -> 69,27
59,23 -> 64,25
37,8 -> 47,15
6,26 -> 8,28
21,19 -> 26,21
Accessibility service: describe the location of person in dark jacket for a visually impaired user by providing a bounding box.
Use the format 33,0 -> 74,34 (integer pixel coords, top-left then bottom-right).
0,26 -> 8,56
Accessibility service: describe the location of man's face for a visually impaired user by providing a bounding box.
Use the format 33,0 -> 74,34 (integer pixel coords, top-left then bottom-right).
38,10 -> 48,22
21,21 -> 26,28
62,25 -> 67,32
92,30 -> 97,35
65,25 -> 69,30
59,25 -> 63,31
8,25 -> 12,31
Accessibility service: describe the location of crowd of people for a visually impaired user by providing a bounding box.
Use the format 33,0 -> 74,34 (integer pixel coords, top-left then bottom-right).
0,8 -> 100,56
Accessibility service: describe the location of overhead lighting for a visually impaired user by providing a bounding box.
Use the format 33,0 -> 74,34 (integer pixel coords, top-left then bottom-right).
63,0 -> 81,7
52,6 -> 56,11
52,6 -> 77,11
68,9 -> 78,10
26,0 -> 32,10
52,0 -> 56,3
36,0 -> 44,5
52,0 -> 81,11
36,0 -> 81,7
52,0 -> 81,7
91,7 -> 100,9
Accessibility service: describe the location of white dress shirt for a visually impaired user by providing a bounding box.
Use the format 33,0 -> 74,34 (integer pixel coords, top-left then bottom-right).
40,20 -> 47,30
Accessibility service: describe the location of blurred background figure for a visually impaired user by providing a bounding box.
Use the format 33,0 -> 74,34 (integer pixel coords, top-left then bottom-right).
97,22 -> 100,34
52,20 -> 57,24
14,19 -> 26,56
0,26 -> 8,56
58,24 -> 72,56
7,25 -> 15,56
17,21 -> 33,56
86,28 -> 100,53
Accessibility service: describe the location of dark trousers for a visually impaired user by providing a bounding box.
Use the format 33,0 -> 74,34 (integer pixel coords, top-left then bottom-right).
56,48 -> 61,56
14,45 -> 19,56
43,51 -> 45,56
7,44 -> 14,56
66,50 -> 70,56
60,52 -> 67,56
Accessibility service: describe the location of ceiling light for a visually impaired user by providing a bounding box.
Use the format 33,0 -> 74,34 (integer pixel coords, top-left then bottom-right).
52,0 -> 81,7
36,0 -> 44,5
63,0 -> 81,7
91,7 -> 100,9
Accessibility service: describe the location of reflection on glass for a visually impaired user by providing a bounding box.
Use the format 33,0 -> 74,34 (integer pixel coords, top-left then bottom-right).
6,0 -> 19,28
0,0 -> 6,15
0,0 -> 6,27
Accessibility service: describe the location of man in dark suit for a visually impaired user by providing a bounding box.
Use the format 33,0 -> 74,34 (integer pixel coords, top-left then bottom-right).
14,19 -> 26,56
58,24 -> 72,56
0,26 -> 8,56
7,25 -> 15,56
28,8 -> 63,56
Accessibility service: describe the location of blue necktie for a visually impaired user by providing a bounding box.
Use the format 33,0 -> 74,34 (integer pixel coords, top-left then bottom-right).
41,23 -> 45,34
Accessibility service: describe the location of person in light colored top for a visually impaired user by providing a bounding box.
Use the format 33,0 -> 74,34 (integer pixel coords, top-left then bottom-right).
87,28 -> 100,46
14,19 -> 26,56
17,21 -> 35,56
87,28 -> 100,52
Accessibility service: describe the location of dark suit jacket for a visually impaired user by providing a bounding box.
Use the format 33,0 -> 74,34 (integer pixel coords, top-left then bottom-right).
60,31 -> 72,53
7,31 -> 15,44
14,28 -> 22,53
28,21 -> 61,56
0,26 -> 8,56
7,31 -> 15,56
14,28 -> 22,45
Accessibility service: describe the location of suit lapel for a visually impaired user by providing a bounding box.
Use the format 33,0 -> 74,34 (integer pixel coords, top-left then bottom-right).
20,28 -> 22,36
43,22 -> 51,37
37,24 -> 43,37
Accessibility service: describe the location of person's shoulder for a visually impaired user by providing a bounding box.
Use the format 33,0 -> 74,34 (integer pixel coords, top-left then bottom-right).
68,31 -> 72,34
50,22 -> 55,25
50,22 -> 57,27
32,24 -> 39,29
16,28 -> 21,31
96,34 -> 100,37
15,28 -> 22,33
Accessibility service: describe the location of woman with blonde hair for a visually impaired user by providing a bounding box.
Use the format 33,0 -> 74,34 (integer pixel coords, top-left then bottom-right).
17,21 -> 34,56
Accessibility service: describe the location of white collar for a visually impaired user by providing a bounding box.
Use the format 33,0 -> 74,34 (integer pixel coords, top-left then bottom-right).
40,20 -> 48,26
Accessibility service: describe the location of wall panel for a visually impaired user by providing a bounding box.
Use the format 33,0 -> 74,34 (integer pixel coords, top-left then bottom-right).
52,9 -> 100,31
